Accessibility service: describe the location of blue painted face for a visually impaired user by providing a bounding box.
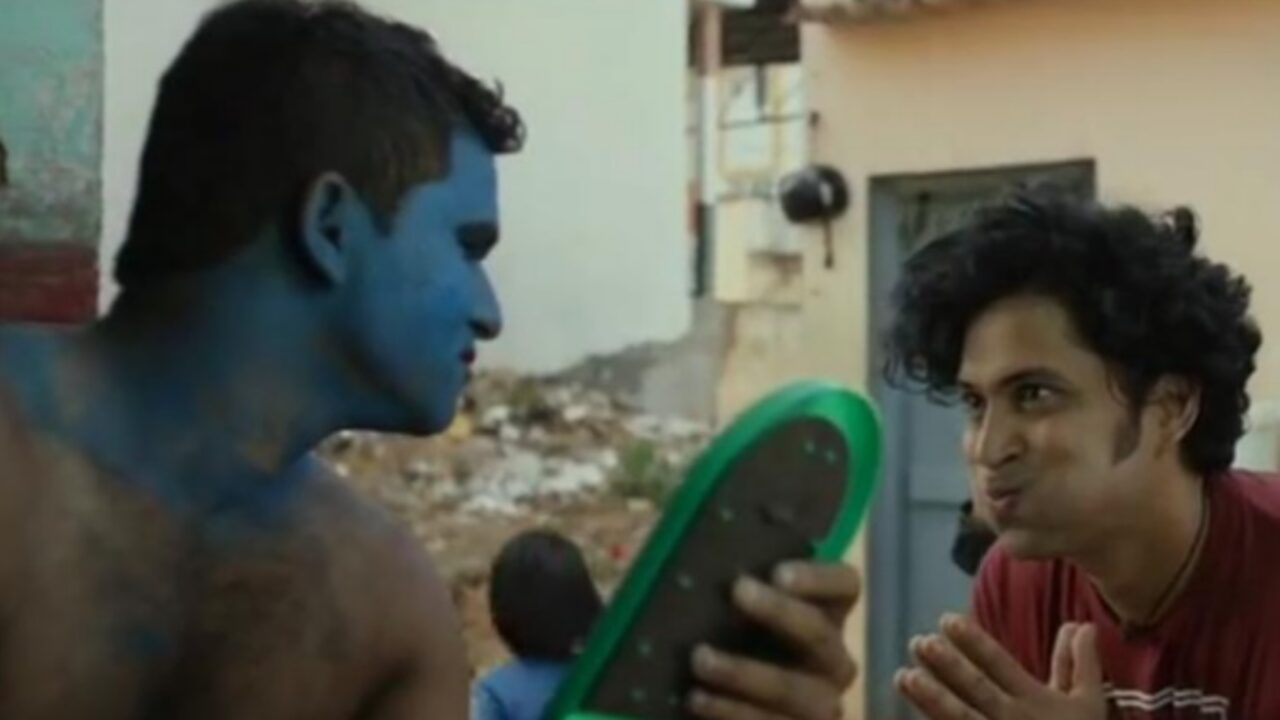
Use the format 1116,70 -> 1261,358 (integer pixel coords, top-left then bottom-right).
335,131 -> 503,433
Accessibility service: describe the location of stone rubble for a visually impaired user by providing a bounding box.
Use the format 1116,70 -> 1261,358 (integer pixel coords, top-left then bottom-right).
317,369 -> 712,674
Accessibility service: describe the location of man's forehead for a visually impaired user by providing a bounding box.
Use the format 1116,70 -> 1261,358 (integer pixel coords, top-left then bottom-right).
958,295 -> 1091,386
446,130 -> 497,185
402,130 -> 498,222
445,130 -> 497,204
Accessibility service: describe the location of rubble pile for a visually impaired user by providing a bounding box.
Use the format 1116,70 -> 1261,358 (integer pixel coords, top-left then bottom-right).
323,371 -> 711,520
318,369 -> 712,673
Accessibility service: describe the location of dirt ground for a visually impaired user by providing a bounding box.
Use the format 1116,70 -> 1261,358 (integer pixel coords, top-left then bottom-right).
319,371 -> 704,674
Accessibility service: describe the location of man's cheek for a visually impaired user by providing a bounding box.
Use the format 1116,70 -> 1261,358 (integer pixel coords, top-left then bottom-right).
971,493 -> 996,527
972,494 -> 998,528
422,288 -> 472,335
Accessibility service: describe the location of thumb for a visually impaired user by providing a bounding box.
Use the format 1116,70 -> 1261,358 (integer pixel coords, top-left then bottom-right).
1070,623 -> 1103,692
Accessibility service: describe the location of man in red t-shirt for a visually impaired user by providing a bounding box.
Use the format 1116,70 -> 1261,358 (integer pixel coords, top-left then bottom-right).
879,191 -> 1280,719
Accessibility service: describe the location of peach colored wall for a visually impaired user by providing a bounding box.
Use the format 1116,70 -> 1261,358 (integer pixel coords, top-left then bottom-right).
730,0 -> 1280,715
803,0 -> 1280,398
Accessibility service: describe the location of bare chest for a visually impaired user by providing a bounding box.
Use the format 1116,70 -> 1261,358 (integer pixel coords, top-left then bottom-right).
0,472 -> 384,720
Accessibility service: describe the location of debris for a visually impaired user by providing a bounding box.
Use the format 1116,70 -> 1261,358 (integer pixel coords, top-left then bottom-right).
626,498 -> 655,514
317,369 -> 712,675
480,405 -> 511,432
444,413 -> 474,440
403,459 -> 434,484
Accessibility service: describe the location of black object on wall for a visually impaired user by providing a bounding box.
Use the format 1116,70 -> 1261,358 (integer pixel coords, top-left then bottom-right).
778,164 -> 850,268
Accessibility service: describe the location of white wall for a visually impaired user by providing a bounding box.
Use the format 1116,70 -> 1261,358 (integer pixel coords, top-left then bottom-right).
102,0 -> 691,374
102,0 -> 215,310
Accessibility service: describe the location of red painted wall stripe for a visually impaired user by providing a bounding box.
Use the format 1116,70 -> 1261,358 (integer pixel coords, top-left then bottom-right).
0,243 -> 98,324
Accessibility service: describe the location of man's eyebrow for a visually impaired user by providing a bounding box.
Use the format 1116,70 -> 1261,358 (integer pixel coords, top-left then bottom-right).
959,366 -> 1068,393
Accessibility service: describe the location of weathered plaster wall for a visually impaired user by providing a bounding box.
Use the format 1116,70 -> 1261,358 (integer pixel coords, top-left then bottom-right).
0,0 -> 102,322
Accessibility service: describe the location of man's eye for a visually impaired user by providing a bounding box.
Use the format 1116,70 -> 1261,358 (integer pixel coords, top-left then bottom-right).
458,223 -> 498,261
459,238 -> 489,261
1015,384 -> 1057,408
960,392 -> 985,419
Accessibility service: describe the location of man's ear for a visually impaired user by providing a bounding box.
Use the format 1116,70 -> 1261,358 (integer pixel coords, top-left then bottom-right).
1153,375 -> 1201,447
298,172 -> 357,285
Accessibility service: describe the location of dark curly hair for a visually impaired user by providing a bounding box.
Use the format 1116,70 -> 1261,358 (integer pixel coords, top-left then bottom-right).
885,190 -> 1260,477
116,0 -> 525,290
489,529 -> 603,662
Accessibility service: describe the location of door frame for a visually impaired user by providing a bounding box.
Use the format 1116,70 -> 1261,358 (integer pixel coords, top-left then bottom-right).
863,159 -> 1096,719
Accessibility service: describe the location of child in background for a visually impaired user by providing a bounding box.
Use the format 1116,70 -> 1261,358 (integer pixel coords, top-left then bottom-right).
472,529 -> 604,720
950,499 -> 998,577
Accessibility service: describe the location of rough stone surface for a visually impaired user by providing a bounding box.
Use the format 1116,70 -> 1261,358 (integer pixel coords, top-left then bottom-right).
319,369 -> 711,674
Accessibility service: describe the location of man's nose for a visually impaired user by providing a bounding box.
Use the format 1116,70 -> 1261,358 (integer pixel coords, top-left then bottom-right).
471,271 -> 503,341
967,409 -> 1023,469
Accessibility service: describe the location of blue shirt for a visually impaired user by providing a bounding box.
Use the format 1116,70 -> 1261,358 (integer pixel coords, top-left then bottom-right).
471,659 -> 570,720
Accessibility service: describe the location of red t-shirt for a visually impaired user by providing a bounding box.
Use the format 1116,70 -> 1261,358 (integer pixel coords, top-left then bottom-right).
973,470 -> 1280,719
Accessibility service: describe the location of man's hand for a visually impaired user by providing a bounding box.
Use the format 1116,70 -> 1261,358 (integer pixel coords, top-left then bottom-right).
687,560 -> 860,720
895,614 -> 1107,720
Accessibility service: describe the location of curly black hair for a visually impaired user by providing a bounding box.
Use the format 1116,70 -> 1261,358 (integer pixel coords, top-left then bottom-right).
489,529 -> 603,662
117,0 -> 525,289
885,190 -> 1260,476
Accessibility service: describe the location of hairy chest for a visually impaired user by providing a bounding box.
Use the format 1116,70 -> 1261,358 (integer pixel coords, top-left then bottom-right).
0,467 -> 386,720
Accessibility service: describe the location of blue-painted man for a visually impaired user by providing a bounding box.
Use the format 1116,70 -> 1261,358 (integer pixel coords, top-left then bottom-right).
0,2 -> 863,718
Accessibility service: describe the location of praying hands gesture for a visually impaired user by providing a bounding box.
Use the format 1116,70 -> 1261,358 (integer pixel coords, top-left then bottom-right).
895,615 -> 1107,720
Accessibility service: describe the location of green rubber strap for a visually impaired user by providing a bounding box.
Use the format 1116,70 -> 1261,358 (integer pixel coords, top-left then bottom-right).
547,380 -> 883,720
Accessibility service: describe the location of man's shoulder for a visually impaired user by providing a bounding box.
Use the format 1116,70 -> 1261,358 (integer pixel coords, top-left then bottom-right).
292,455 -> 440,591
316,460 -> 471,714
1219,469 -> 1280,519
293,454 -> 463,657
291,455 -> 398,532
1206,470 -> 1280,600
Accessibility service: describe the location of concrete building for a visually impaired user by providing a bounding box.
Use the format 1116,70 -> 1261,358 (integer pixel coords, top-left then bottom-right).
755,0 -> 1280,716
0,0 -> 102,323
9,0 -> 808,422
100,0 -> 691,382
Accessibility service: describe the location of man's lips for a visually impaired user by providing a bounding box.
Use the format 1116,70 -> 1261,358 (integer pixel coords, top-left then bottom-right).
986,486 -> 1022,518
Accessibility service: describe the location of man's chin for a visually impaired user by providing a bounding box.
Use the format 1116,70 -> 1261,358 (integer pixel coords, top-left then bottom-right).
405,406 -> 457,437
394,376 -> 465,436
385,393 -> 459,437
995,529 -> 1063,561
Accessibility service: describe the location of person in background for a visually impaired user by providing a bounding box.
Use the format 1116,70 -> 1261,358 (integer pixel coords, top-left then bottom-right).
950,499 -> 998,577
472,529 -> 604,720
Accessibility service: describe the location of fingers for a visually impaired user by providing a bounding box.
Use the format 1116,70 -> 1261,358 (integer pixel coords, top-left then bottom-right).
772,561 -> 861,607
703,564 -> 860,720
939,614 -> 1037,697
1070,624 -> 1103,691
772,561 -> 861,627
909,633 -> 1007,718
1049,623 -> 1080,692
691,644 -> 843,720
688,689 -> 792,720
895,667 -> 987,720
732,576 -> 857,688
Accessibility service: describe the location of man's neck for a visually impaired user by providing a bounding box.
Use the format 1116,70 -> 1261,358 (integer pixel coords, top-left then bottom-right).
34,279 -> 352,513
1074,468 -> 1207,628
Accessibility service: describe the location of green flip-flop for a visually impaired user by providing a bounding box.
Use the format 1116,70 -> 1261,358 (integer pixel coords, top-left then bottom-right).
547,380 -> 883,720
